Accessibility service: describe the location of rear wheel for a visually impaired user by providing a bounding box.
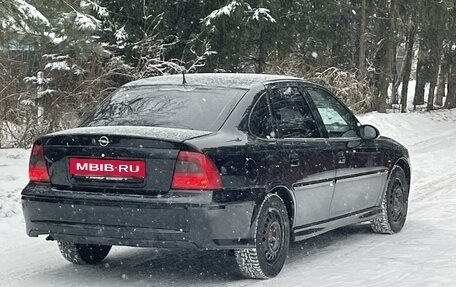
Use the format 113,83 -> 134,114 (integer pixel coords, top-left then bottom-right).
371,166 -> 409,234
235,194 -> 290,279
58,241 -> 111,265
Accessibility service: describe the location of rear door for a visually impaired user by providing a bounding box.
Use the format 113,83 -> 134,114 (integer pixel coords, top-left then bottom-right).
304,86 -> 388,217
267,83 -> 336,230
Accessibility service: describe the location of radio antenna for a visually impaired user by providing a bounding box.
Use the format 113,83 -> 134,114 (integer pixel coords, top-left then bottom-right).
182,71 -> 187,85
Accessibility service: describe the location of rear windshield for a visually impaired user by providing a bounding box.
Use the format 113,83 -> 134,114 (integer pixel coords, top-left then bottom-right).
80,86 -> 246,131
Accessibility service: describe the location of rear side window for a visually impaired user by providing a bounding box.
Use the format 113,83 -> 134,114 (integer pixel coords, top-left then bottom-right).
248,93 -> 276,139
269,86 -> 319,138
80,86 -> 246,131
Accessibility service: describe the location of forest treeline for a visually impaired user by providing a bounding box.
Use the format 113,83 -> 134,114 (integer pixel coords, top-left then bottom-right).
1,0 -> 456,147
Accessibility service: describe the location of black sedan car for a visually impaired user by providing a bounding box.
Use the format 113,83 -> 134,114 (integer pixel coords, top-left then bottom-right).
22,73 -> 410,279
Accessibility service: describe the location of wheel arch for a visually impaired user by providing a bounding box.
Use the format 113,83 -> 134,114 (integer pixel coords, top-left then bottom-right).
269,185 -> 296,229
392,157 -> 411,187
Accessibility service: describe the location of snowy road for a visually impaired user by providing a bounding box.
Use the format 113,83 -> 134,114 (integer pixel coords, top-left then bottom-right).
1,110 -> 456,287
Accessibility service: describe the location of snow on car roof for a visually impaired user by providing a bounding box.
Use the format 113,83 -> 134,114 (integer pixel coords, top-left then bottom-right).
124,73 -> 302,89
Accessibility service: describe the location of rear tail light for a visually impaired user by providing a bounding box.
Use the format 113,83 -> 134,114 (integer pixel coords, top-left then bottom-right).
29,141 -> 50,182
171,151 -> 222,190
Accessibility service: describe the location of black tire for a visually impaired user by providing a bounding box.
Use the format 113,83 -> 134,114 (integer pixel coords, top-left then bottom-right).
371,166 -> 409,234
235,194 -> 290,279
58,241 -> 111,265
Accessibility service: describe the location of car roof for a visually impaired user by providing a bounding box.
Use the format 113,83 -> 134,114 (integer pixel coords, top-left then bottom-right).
123,73 -> 303,89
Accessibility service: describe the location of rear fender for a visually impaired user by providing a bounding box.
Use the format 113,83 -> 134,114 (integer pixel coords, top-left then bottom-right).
247,184 -> 296,239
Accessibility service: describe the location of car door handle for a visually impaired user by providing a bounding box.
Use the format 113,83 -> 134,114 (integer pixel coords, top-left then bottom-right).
290,159 -> 300,167
289,155 -> 300,167
337,151 -> 346,164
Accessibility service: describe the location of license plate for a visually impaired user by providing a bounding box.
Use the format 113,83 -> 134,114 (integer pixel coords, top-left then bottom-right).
69,158 -> 146,178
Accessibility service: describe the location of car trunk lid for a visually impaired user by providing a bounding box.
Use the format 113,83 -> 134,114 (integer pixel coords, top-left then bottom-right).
42,126 -> 211,194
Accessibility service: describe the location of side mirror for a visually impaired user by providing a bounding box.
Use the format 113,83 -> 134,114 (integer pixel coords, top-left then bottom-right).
359,124 -> 379,140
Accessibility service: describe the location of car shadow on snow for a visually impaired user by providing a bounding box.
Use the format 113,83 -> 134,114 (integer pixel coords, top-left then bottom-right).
286,223 -> 374,265
45,224 -> 374,285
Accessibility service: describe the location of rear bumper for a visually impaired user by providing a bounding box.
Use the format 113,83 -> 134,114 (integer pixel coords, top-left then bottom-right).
22,183 -> 258,250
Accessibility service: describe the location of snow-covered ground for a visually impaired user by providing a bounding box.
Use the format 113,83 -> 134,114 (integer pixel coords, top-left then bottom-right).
1,109 -> 455,287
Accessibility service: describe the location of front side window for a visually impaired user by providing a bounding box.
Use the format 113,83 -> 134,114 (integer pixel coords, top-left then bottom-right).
269,86 -> 319,139
306,87 -> 358,138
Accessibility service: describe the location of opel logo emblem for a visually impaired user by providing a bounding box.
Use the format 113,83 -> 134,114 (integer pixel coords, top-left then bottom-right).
98,136 -> 110,147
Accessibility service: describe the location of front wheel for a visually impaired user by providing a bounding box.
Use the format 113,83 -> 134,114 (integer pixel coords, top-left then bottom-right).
235,194 -> 290,279
371,166 -> 409,234
58,241 -> 111,265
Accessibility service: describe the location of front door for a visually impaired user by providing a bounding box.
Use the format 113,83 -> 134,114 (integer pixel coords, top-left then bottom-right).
305,86 -> 388,217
